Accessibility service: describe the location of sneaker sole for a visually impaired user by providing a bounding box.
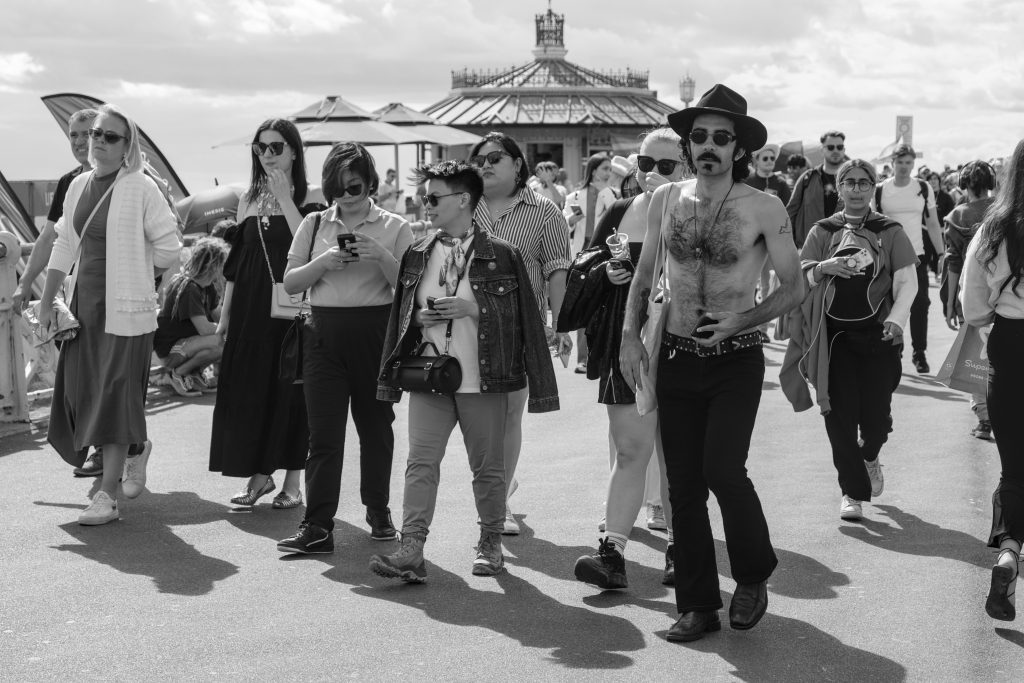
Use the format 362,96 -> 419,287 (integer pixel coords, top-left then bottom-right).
501,523 -> 520,536
73,470 -> 103,478
840,510 -> 863,521
369,531 -> 399,541
647,521 -> 668,531
985,565 -> 1016,621
79,514 -> 119,526
574,560 -> 627,590
472,562 -> 505,576
277,541 -> 333,554
369,558 -> 426,583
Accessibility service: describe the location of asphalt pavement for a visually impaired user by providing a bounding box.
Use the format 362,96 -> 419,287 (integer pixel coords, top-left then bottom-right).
1,282 -> 1021,681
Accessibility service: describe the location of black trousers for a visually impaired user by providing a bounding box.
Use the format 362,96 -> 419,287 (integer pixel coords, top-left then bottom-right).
910,260 -> 930,355
823,325 -> 902,501
988,315 -> 1024,547
657,337 -> 777,613
302,305 -> 395,532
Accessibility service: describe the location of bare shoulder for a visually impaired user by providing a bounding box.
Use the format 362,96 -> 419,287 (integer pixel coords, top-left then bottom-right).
741,187 -> 789,235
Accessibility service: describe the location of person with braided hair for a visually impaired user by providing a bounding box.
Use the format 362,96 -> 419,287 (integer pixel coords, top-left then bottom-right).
154,237 -> 230,397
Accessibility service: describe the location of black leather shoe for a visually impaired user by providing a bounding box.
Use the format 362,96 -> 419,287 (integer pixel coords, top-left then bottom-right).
662,544 -> 675,586
73,449 -> 103,477
366,507 -> 398,541
912,352 -> 929,374
667,611 -> 721,642
729,581 -> 768,630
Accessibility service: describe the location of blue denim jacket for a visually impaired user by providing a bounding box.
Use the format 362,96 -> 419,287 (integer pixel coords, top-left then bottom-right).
377,228 -> 560,413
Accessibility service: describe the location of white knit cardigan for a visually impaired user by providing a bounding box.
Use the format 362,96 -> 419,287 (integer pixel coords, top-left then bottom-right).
49,168 -> 182,336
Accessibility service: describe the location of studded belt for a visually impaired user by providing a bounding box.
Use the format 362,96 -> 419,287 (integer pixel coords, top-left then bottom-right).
661,330 -> 769,359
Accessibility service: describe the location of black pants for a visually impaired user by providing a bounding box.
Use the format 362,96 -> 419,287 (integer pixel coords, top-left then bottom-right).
656,336 -> 777,612
302,305 -> 395,532
823,325 -> 902,501
910,260 -> 930,355
988,315 -> 1024,547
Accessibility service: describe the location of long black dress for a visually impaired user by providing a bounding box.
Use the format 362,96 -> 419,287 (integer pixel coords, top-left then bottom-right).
209,212 -> 313,477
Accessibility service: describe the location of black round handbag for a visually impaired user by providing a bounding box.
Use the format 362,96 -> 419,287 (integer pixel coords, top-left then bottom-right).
389,340 -> 463,395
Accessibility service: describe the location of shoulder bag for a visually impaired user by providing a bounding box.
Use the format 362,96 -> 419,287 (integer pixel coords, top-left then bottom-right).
279,214 -> 321,384
257,213 -> 305,319
388,241 -> 475,395
635,187 -> 675,417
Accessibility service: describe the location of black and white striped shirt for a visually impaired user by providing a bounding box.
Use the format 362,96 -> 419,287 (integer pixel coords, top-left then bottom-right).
474,186 -> 572,316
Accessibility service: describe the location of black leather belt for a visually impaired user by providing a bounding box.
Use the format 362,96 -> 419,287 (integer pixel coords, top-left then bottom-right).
662,330 -> 768,359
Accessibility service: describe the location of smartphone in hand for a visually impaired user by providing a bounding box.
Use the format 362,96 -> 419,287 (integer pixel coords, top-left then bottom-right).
337,233 -> 358,260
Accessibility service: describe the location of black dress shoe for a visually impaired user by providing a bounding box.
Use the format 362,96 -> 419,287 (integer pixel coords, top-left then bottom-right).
912,352 -> 929,374
729,580 -> 768,630
366,507 -> 398,541
667,610 -> 721,642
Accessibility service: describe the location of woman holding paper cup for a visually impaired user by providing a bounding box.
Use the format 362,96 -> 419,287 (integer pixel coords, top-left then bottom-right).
960,138 -> 1024,622
565,127 -> 685,590
41,104 -> 180,525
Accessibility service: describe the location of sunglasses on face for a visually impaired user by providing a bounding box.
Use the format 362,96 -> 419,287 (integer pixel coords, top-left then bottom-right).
825,144 -> 845,152
759,155 -> 776,162
252,141 -> 286,157
339,183 -> 364,197
688,129 -> 737,147
637,155 -> 681,175
469,150 -> 509,167
840,179 -> 873,192
89,128 -> 128,144
421,192 -> 463,207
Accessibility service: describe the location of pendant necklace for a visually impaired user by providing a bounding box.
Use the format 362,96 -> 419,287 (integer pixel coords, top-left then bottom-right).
693,180 -> 735,260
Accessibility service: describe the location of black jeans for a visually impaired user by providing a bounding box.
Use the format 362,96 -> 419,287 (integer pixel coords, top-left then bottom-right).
823,325 -> 902,501
910,260 -> 930,355
303,305 -> 395,532
988,315 -> 1024,547
656,335 -> 777,612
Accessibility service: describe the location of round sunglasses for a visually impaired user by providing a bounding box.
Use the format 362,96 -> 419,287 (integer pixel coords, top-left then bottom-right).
637,155 -> 681,175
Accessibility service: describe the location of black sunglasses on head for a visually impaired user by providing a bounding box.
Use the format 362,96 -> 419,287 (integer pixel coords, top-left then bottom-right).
252,141 -> 286,157
469,150 -> 509,167
637,156 -> 681,175
89,128 -> 128,144
688,129 -> 737,147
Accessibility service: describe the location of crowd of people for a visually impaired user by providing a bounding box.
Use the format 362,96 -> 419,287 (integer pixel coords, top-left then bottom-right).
25,82 -> 1024,642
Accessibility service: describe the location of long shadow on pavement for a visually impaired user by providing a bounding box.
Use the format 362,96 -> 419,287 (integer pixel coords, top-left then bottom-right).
838,504 -> 990,569
995,628 -> 1024,647
38,491 -> 240,595
894,375 -> 969,403
710,539 -> 851,601
296,521 -> 647,669
667,594 -> 906,682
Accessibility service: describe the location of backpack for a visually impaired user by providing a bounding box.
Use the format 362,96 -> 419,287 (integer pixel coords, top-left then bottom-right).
874,179 -> 930,226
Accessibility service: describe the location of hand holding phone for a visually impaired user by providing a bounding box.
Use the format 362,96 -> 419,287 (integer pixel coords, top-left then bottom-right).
337,233 -> 359,260
691,314 -> 719,340
426,296 -> 437,310
570,204 -> 583,216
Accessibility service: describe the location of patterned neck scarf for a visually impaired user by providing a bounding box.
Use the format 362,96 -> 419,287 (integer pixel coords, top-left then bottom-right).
436,229 -> 473,296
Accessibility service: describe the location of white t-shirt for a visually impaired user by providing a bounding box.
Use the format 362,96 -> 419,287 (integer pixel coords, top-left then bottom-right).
418,235 -> 480,393
874,179 -> 936,255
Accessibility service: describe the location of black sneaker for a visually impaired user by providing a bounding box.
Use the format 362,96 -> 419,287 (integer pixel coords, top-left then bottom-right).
73,449 -> 103,477
366,507 -> 398,541
277,522 -> 334,554
662,544 -> 675,586
574,537 -> 627,589
912,352 -> 929,374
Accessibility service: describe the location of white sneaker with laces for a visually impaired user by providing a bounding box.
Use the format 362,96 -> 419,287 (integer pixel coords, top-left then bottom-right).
865,458 -> 884,497
647,503 -> 667,530
122,441 -> 152,499
840,495 -> 863,521
79,491 -> 119,525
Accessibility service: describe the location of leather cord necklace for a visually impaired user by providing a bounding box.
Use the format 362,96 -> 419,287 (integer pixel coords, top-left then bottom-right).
693,180 -> 735,260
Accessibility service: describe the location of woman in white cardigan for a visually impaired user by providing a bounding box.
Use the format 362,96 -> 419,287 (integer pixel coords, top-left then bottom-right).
39,104 -> 181,526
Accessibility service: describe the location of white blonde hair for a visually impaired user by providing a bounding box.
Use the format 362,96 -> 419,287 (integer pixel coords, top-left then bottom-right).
95,103 -> 143,173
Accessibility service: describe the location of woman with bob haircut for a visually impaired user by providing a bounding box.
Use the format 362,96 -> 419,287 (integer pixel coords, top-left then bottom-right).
209,118 -> 324,509
781,158 -> 918,522
275,142 -> 413,555
41,103 -> 181,525
961,138 -> 1024,621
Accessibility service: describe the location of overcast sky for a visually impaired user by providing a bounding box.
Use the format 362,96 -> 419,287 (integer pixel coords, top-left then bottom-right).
2,0 -> 1023,193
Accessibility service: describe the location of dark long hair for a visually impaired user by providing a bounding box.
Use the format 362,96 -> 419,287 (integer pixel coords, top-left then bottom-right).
245,118 -> 308,206
580,153 -> 609,190
980,138 -> 1024,294
469,132 -> 527,190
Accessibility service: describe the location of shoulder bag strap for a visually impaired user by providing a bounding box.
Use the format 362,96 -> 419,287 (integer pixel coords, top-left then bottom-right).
70,172 -> 122,274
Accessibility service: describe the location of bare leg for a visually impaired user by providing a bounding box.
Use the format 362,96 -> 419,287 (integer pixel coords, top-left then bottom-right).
283,469 -> 303,498
98,443 -> 128,499
603,405 -> 658,537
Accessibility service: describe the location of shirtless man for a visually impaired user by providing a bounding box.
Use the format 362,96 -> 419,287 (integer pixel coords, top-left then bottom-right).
619,84 -> 806,642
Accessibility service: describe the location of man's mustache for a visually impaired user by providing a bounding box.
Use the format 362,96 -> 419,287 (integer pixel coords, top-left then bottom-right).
697,152 -> 720,163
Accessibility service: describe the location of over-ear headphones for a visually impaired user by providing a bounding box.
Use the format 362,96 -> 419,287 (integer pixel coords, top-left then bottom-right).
958,160 -> 996,192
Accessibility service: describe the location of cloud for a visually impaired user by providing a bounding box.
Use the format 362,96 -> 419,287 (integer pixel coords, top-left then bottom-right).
228,0 -> 359,36
0,52 -> 44,90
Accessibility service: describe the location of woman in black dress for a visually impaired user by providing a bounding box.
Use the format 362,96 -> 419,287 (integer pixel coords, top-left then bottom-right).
209,119 -> 324,507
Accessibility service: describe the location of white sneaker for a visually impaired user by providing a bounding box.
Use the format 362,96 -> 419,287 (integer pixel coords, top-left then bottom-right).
79,491 -> 119,525
502,504 -> 520,535
840,495 -> 863,521
865,458 -> 884,497
647,503 -> 667,530
122,440 -> 152,499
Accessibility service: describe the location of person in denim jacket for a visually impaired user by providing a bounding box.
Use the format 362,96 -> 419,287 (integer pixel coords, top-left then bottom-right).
370,160 -> 558,584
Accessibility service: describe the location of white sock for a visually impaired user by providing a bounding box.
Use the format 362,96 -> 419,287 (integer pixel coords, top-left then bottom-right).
605,532 -> 628,556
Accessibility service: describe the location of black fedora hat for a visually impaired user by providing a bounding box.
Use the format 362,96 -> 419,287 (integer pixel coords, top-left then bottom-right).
668,84 -> 768,152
